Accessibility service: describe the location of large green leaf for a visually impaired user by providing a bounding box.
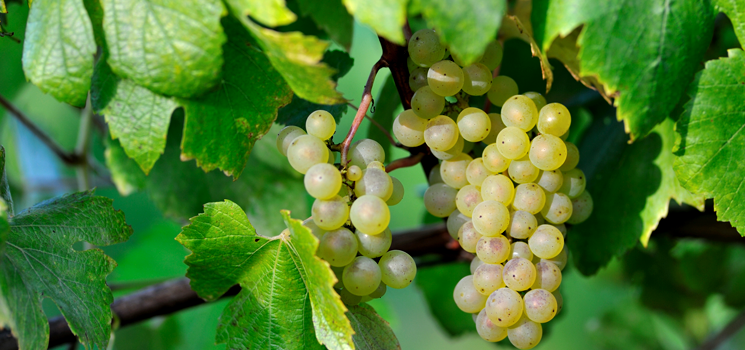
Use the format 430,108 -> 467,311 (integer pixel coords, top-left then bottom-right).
569,117 -> 704,275
342,0 -> 406,45
225,0 -> 297,27
673,49 -> 745,234
532,0 -> 715,140
714,0 -> 745,44
21,0 -> 96,107
0,147 -> 12,216
91,58 -> 179,174
180,18 -> 293,178
295,0 -> 354,50
0,190 -> 132,350
415,262 -> 475,336
104,138 -> 148,196
176,204 -> 353,349
347,303 -> 400,350
101,0 -> 226,98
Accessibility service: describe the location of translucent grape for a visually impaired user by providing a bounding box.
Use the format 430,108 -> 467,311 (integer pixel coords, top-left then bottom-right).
409,67 -> 429,91
473,263 -> 505,296
510,241 -> 533,261
367,161 -> 385,171
312,195 -> 349,230
354,168 -> 393,200
428,163 -> 444,184
306,110 -> 336,140
513,183 -> 546,214
532,261 -> 562,292
369,282 -> 387,299
407,56 -> 418,72
287,135 -> 329,174
480,40 -> 503,70
346,165 -> 362,181
440,153 -> 472,189
462,63 -> 493,96
466,158 -> 495,187
356,227 -> 392,258
386,176 -> 404,206
501,95 -> 538,132
497,127 -> 530,160
472,200 -> 510,237
343,256 -> 382,296
423,183 -> 458,217
537,103 -> 571,136
481,174 -> 514,206
483,113 -> 507,144
428,60 -> 465,96
431,135 -> 464,160
559,168 -> 586,198
457,107 -> 491,142
408,29 -> 446,67
482,143 -> 511,173
503,257 -> 536,291
378,250 -> 417,289
507,313 -> 542,349
553,290 -> 563,314
528,225 -> 564,259
447,209 -> 470,239
508,155 -> 540,184
487,76 -> 518,107
567,190 -> 593,224
349,195 -> 390,235
303,218 -> 327,240
529,134 -> 567,171
317,227 -> 358,267
470,256 -> 484,274
523,92 -> 547,112
485,287 -> 523,327
412,86 -> 446,119
455,185 -> 483,217
393,109 -> 428,147
277,126 -> 306,156
339,287 -> 362,306
424,115 -> 459,151
304,163 -> 342,200
554,223 -> 567,238
453,275 -> 487,313
476,308 -> 508,342
536,169 -> 563,193
506,210 -> 538,239
458,221 -> 482,253
348,139 -> 385,170
560,142 -> 580,171
541,192 -> 573,224
476,235 -> 511,264
523,289 -> 557,323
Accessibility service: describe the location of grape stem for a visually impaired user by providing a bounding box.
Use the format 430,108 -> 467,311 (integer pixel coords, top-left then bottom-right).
346,102 -> 406,150
385,152 -> 425,173
340,60 -> 384,167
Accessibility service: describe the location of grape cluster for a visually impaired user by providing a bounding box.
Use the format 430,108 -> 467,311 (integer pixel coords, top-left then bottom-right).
400,29 -> 594,349
277,111 -> 417,306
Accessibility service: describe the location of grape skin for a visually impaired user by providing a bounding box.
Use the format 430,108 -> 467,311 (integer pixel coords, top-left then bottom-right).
508,156 -> 540,184
349,139 -> 385,169
536,169 -> 563,193
528,225 -> 564,259
501,95 -> 538,132
466,158 -> 495,187
482,113 -> 507,144
470,256 -> 484,274
369,282 -> 387,299
458,221 -> 482,253
523,289 -> 557,323
506,210 -> 538,239
386,176 -> 405,206
409,67 -> 429,91
428,163 -> 444,184
317,227 -> 358,267
277,126 -> 306,156
476,308 -> 508,342
541,192 -> 573,224
457,107 -> 491,142
306,110 -> 336,140
523,92 -> 547,112
532,261 -> 562,292
537,103 -> 571,137
408,29 -> 446,67
476,235 -> 511,264
349,195 -> 390,235
354,168 -> 393,200
472,200 -> 510,237
567,190 -> 593,224
343,256 -> 382,296
312,195 -> 349,230
462,63 -> 493,96
507,313 -> 542,349
481,174 -> 515,206
447,209 -> 470,239
356,227 -> 392,258
513,183 -> 546,215
560,141 -> 580,171
302,218 -> 327,240
287,134 -> 329,174
541,245 -> 568,271
424,115 -> 460,151
431,135 -> 464,160
455,184 -> 483,217
487,76 -> 518,107
510,241 -> 533,261
480,41 -> 504,70
440,153 -> 472,189
304,163 -> 342,200
424,183 -> 458,218
412,86 -> 446,119
393,109 -> 428,147
428,60 -> 465,96
497,126 -> 530,160
454,275 -> 488,313
346,165 -> 363,181
485,287 -> 523,327
503,257 -> 536,291
559,168 -> 586,199
473,263 -> 505,295
529,134 -> 567,171
482,143 -> 511,173
379,250 -> 417,289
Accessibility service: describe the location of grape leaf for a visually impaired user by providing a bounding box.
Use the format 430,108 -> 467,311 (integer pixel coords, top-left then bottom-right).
0,190 -> 132,350
714,0 -> 745,44
176,205 -> 353,349
295,0 -> 354,50
0,147 -> 12,216
225,0 -> 297,27
180,18 -> 293,178
101,0 -> 226,98
544,28 -> 611,102
21,0 -> 96,107
367,75 -> 399,157
347,303 -> 400,350
415,262 -> 475,336
532,0 -> 715,140
569,117 -> 704,275
673,49 -> 745,235
416,0 -> 507,66
342,0 -> 406,45
0,0 -> 6,13
91,58 -> 179,174
104,138 -> 147,196
500,13 -> 554,92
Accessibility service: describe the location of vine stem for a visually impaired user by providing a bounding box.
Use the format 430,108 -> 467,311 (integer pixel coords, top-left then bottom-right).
385,152 -> 424,173
346,102 -> 405,149
340,60 -> 384,166
697,308 -> 745,350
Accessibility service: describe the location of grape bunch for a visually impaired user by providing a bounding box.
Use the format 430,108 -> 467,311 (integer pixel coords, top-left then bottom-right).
276,111 -> 417,306
400,29 -> 594,349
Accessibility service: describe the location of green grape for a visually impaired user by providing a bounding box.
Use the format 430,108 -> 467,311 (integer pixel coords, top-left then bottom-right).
501,95 -> 538,132
536,169 -> 563,193
487,76 -> 518,107
507,313 -> 543,349
553,290 -> 563,314
412,86 -> 446,119
312,195 -> 349,230
306,110 -> 336,140
387,176 -> 404,206
503,257 -> 536,291
407,56 -> 418,72
510,241 -> 533,261
482,113 -> 506,144
523,289 -> 557,323
346,165 -> 363,181
559,168 -> 586,199
408,29 -> 446,67
409,67 -> 429,91
523,92 -> 547,112
424,183 -> 458,217
508,155 -> 540,184
431,135 -> 464,160
328,150 -> 337,164
440,153 -> 472,189
343,256 -> 382,296
339,287 -> 362,306
485,287 -> 523,327
303,218 -> 327,240
277,126 -> 306,156
393,109 -> 428,147
287,134 -> 329,174
350,195 -> 390,235
482,143 -> 511,173
369,282 -> 387,299
332,265 -> 345,289
528,225 -> 564,259
429,163 -> 444,184
452,51 -> 482,67
447,209 -> 470,239
481,174 -> 515,206
456,184 -> 483,217
304,163 -> 342,200
317,227 -> 358,267
367,161 -> 385,171
470,256 -> 484,274
559,130 -> 569,141
480,40 -> 503,70
560,142 -> 580,171
458,221 -> 482,253
472,200 -> 510,237
356,227 -> 392,258
506,210 -> 538,239
476,235 -> 511,264
453,275 -> 488,313
428,60 -> 465,96
457,107 -> 491,142
532,261 -> 562,292
349,139 -> 385,169
466,158 -> 495,186
529,134 -> 567,171
513,183 -> 546,215
354,167 -> 393,200
379,250 -> 417,289
554,223 -> 567,238
541,192 -> 573,224
476,308 -> 508,342
473,263 -> 505,296
424,115 -> 459,151
567,190 -> 593,224
497,126 -> 530,160
462,63 -> 493,96
537,103 -> 571,137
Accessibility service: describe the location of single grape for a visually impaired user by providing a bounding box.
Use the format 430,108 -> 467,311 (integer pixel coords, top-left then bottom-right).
304,163 -> 342,200
409,67 -> 429,91
428,60 -> 465,96
480,40 -> 503,70
541,245 -> 568,271
567,190 -> 593,224
428,163 -> 444,184
559,168 -> 586,199
440,153 -> 472,189
379,250 -> 417,289
456,108 -> 491,142
501,95 -> 538,132
349,139 -> 385,169
541,192 -> 573,224
453,275 -> 488,313
553,290 -> 563,314
346,165 -> 362,181
318,227 -> 358,267
367,160 -> 386,171
487,76 -> 518,107
485,287 -> 523,327
354,168 -> 393,200
523,289 -> 557,323
424,115 -> 459,151
536,169 -> 563,193
328,151 -> 337,164
529,134 -> 567,171
408,29 -> 446,67
476,235 -> 511,264
312,195 -> 349,230
302,218 -> 327,240
423,183 -> 458,217
431,135 -> 464,160
387,176 -> 405,206
537,103 -> 571,137
356,227 -> 392,258
482,113 -> 507,144
513,183 -> 546,215
476,308 -> 508,342
462,63 -> 493,96
466,158 -> 495,187
507,313 -> 542,349
473,263 -> 505,296
508,155 -> 540,184
393,109 -> 428,147
412,86 -> 446,119
481,174 -> 515,206
528,225 -> 564,259
349,195 -> 390,235
523,92 -> 547,112
277,126 -> 306,156
503,257 -> 537,291
339,287 -> 362,305
306,110 -> 336,140
470,256 -> 484,274
510,241 -> 533,261
343,256 -> 382,296
482,143 -> 511,173
506,210 -> 538,239
472,200 -> 510,237
497,126 -> 530,160
369,282 -> 387,299
456,184 -> 483,217
458,221 -> 482,253
287,134 -> 329,174
447,209 -> 470,239
407,56 -> 418,72
532,261 -> 562,292
560,142 -> 580,171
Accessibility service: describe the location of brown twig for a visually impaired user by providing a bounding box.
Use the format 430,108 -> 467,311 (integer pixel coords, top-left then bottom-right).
385,152 -> 425,173
340,60 -> 384,166
697,307 -> 745,350
346,102 -> 405,149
